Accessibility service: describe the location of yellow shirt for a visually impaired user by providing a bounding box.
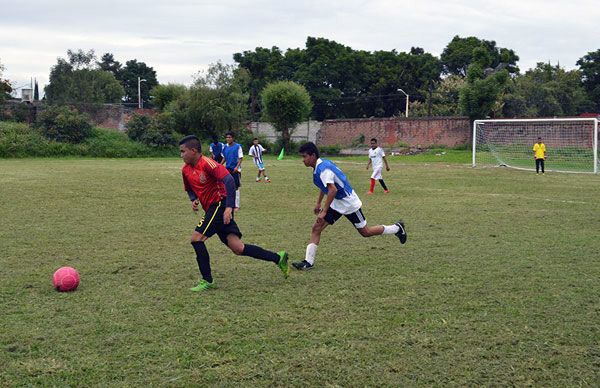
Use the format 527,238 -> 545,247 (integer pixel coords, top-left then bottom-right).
533,143 -> 546,159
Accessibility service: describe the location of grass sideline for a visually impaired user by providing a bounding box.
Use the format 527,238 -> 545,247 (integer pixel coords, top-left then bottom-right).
1,157 -> 599,386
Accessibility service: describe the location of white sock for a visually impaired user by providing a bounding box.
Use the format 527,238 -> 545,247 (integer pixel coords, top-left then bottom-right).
305,243 -> 318,265
382,224 -> 400,235
235,190 -> 240,208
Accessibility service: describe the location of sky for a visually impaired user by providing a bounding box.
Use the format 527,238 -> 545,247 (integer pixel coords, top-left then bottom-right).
1,0 -> 598,96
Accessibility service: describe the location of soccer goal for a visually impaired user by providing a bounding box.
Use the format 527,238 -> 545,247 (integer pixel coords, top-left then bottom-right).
472,118 -> 599,174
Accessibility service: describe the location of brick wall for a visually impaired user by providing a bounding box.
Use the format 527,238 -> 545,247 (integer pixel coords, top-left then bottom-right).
318,117 -> 471,148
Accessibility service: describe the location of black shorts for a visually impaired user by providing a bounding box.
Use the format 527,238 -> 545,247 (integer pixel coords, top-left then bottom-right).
227,169 -> 241,188
213,155 -> 223,163
323,207 -> 367,229
195,201 -> 242,245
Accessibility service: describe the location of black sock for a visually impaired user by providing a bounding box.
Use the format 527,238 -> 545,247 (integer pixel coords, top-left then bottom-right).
191,241 -> 212,283
242,244 -> 279,263
379,179 -> 388,191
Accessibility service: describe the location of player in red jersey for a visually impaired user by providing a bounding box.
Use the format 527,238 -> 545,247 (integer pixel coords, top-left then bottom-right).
179,135 -> 289,292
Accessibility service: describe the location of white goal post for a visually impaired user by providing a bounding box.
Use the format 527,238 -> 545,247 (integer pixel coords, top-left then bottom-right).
472,118 -> 599,174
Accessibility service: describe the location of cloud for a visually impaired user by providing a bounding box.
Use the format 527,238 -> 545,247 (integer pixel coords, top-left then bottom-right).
1,0 -> 598,90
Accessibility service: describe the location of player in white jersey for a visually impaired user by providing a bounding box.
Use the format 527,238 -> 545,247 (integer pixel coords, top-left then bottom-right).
292,142 -> 407,270
366,138 -> 390,194
249,138 -> 270,183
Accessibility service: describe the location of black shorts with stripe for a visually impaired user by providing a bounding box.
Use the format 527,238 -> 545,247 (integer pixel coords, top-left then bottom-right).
195,201 -> 242,245
323,207 -> 367,229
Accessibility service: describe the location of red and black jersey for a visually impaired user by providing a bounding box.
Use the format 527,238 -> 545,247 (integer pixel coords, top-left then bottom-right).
182,156 -> 230,211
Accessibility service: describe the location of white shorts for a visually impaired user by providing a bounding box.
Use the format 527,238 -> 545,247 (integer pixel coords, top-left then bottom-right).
371,168 -> 382,180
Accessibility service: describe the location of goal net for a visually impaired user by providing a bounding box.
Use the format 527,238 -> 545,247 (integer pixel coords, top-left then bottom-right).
472,118 -> 599,174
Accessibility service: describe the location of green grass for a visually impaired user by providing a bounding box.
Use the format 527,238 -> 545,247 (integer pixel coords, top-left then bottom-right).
1,156 -> 599,386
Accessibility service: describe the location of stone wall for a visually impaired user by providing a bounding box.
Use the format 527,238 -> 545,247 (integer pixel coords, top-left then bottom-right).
248,120 -> 321,144
317,117 -> 471,148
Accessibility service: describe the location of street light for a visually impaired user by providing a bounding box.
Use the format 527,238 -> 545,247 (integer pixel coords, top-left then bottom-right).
397,88 -> 409,118
138,77 -> 147,109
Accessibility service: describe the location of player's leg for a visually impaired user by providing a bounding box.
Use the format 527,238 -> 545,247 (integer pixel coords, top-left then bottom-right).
347,209 -> 407,243
189,204 -> 222,291
219,223 -> 289,278
541,159 -> 545,174
293,208 -> 337,270
535,158 -> 540,173
378,178 -> 389,193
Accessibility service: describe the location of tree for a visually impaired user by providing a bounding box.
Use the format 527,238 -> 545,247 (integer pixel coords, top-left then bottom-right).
150,83 -> 187,111
261,81 -> 313,151
165,62 -> 249,138
233,46 -> 284,120
97,53 -> 122,79
34,80 -> 39,101
441,35 -> 519,77
577,49 -> 600,112
44,49 -> 124,104
459,61 -> 510,120
501,62 -> 592,117
119,59 -> 158,105
0,60 -> 12,102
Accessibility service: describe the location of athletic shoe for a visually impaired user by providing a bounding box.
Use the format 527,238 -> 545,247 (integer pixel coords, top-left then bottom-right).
395,220 -> 407,244
384,189 -> 390,193
256,179 -> 261,182
277,251 -> 289,278
366,191 -> 374,195
292,260 -> 314,270
265,178 -> 271,183
190,279 -> 215,292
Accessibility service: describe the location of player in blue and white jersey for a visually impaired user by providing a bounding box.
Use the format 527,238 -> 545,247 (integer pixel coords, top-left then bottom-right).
249,138 -> 270,183
223,132 -> 243,210
209,136 -> 225,164
292,142 -> 407,270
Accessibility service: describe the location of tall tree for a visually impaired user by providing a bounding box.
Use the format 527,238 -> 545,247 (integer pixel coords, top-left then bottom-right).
441,35 -> 519,77
119,59 -> 158,106
34,80 -> 39,101
44,49 -> 124,104
97,53 -> 122,80
576,49 -> 600,112
166,62 -> 248,137
261,81 -> 313,151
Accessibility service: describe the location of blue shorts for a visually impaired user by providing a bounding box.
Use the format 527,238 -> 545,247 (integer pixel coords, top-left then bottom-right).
255,161 -> 265,170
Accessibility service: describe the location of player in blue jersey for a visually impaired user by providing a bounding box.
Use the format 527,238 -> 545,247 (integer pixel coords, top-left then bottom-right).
249,138 -> 270,182
292,142 -> 407,270
209,136 -> 225,164
223,132 -> 243,210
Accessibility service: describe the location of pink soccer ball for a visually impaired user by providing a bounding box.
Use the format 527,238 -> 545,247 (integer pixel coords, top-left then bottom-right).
52,266 -> 80,292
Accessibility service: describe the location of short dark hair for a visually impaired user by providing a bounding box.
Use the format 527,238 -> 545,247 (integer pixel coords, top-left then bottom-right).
179,135 -> 202,152
253,137 -> 258,141
370,138 -> 378,143
299,142 -> 319,158
225,131 -> 235,138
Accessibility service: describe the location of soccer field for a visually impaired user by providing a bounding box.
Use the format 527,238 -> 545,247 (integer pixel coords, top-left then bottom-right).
1,156 -> 599,386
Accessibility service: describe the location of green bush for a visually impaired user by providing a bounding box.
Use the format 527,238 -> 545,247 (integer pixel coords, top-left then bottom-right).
0,121 -> 177,158
319,145 -> 341,156
126,112 -> 177,148
37,106 -> 92,143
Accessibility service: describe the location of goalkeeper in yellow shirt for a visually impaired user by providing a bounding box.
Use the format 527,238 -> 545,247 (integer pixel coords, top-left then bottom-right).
533,137 -> 546,174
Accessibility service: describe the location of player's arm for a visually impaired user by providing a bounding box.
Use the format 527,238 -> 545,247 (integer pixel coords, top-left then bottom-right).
234,147 -> 243,172
383,155 -> 390,171
314,191 -> 325,215
366,158 -> 371,170
207,162 -> 236,224
319,183 -> 337,220
182,173 -> 200,211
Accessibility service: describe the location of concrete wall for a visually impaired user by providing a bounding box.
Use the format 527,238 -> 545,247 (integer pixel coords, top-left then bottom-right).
249,120 -> 321,144
317,117 -> 471,148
